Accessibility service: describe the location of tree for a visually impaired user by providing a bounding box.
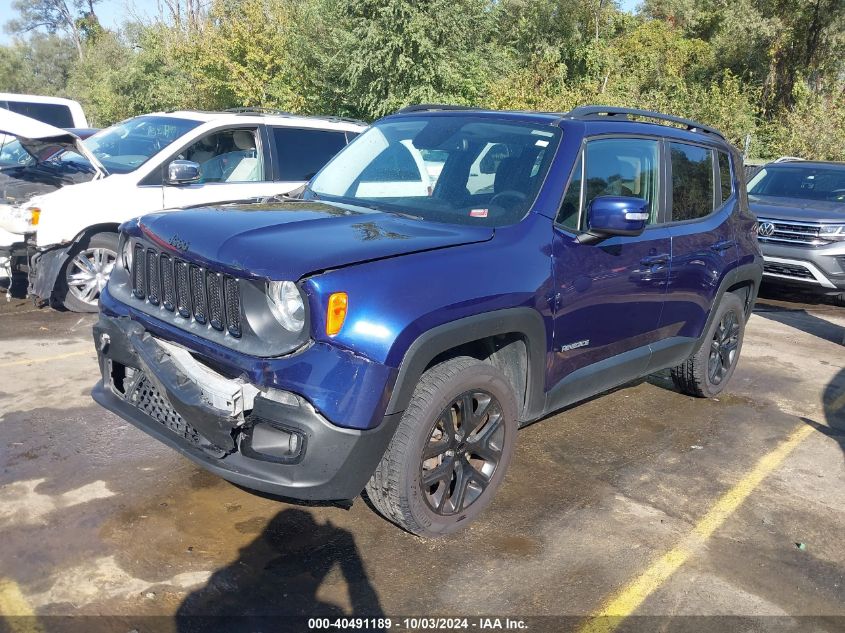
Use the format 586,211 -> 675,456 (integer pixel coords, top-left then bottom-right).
5,0 -> 102,59
300,0 -> 500,119
0,33 -> 75,93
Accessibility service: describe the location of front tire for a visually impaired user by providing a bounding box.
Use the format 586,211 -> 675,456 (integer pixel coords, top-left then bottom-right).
671,293 -> 746,398
366,357 -> 518,537
57,232 -> 118,312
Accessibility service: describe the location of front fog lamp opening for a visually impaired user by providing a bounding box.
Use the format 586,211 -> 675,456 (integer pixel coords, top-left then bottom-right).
268,280 -> 305,333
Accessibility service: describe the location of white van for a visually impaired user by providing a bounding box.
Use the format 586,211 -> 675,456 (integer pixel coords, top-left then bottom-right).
0,93 -> 88,129
0,109 -> 366,311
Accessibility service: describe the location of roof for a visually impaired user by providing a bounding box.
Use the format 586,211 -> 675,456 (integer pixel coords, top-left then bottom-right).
763,160 -> 845,169
155,109 -> 367,132
389,104 -> 728,142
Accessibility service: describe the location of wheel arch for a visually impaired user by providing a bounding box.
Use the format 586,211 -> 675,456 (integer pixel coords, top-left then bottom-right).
385,307 -> 547,423
71,223 -> 121,245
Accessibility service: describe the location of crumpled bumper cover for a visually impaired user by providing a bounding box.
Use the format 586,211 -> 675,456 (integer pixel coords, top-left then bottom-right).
29,243 -> 71,304
91,314 -> 401,501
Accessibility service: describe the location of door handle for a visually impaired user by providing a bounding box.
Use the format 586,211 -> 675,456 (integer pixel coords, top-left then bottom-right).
710,239 -> 735,253
640,254 -> 670,267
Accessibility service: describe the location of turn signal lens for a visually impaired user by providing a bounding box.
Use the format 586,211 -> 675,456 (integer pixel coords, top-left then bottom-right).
29,208 -> 40,226
326,292 -> 348,336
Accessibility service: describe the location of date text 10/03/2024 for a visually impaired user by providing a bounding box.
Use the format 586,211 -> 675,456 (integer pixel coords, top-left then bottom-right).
307,618 -> 529,630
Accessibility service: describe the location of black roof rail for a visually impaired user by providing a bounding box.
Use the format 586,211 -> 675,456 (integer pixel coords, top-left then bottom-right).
222,107 -> 367,127
395,103 -> 480,114
225,106 -> 297,116
565,106 -> 725,140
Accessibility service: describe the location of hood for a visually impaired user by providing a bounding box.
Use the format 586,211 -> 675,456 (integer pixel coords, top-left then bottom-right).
749,194 -> 845,223
134,201 -> 494,280
0,160 -> 95,207
0,108 -> 106,177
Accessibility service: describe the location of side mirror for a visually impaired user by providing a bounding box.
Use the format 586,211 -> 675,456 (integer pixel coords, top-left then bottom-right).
577,196 -> 650,244
165,160 -> 201,185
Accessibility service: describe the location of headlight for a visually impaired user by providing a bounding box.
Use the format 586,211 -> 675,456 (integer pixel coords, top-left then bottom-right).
2,205 -> 38,233
268,280 -> 305,332
121,235 -> 133,272
819,224 -> 845,241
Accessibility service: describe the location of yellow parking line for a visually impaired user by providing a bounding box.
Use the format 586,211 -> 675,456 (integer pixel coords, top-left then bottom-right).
578,423 -> 816,633
0,350 -> 92,369
0,578 -> 41,632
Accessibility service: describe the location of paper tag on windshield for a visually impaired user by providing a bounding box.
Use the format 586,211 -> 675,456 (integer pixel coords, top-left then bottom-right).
470,208 -> 489,218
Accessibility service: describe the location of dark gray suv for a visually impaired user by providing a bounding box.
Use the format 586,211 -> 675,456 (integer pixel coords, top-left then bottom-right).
749,160 -> 845,306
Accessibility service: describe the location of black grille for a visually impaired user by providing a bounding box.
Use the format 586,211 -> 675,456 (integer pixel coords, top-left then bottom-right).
133,244 -> 146,298
146,249 -> 160,305
190,265 -> 207,324
175,260 -> 191,318
206,272 -> 224,331
224,276 -> 242,337
763,262 -> 815,280
129,242 -> 242,337
160,254 -> 174,311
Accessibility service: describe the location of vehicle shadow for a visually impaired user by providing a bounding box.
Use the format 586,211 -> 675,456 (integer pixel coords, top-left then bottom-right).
811,365 -> 845,451
754,298 -> 844,346
176,508 -> 385,632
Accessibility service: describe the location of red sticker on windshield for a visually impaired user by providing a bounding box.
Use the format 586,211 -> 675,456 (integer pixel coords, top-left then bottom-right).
470,208 -> 488,218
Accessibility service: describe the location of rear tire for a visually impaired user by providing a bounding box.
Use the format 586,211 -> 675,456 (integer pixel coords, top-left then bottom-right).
671,293 -> 746,398
57,232 -> 118,313
366,356 -> 518,537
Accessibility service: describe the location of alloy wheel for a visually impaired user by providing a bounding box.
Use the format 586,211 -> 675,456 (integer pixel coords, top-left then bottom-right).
420,390 -> 506,516
708,310 -> 740,385
66,247 -> 116,306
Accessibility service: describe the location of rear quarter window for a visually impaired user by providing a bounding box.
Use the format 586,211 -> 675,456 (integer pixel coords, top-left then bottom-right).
273,127 -> 348,181
3,101 -> 74,128
670,142 -> 715,221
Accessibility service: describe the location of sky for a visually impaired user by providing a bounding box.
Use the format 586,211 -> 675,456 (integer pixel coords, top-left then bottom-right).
0,0 -> 159,44
0,0 -> 643,45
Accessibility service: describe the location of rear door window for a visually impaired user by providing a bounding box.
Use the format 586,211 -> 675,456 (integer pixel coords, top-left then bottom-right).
272,127 -> 348,181
3,101 -> 74,127
670,142 -> 715,221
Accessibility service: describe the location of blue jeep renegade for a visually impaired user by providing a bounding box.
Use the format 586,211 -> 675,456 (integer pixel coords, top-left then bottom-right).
92,106 -> 763,537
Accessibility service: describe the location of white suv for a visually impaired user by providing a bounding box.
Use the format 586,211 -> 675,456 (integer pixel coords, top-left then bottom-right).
1,109 -> 365,311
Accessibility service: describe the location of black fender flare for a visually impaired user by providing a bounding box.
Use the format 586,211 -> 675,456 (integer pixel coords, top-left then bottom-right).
702,259 -> 763,334
385,307 -> 548,421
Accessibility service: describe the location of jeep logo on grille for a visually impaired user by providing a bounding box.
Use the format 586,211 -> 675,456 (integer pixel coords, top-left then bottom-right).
168,234 -> 190,251
757,221 -> 776,237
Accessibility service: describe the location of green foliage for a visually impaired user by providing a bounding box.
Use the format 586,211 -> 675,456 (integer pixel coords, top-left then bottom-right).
0,33 -> 74,94
299,0 -> 499,119
177,0 -> 306,111
0,0 -> 842,160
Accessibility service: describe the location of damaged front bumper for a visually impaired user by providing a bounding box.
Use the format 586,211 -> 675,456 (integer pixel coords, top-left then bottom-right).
28,243 -> 70,305
91,315 -> 401,501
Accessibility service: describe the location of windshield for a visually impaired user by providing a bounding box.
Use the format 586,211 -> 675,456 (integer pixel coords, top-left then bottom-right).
748,165 -> 845,203
0,138 -> 36,167
56,115 -> 201,175
308,116 -> 561,227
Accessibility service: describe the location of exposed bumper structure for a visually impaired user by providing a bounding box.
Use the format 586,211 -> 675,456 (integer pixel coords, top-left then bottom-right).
92,314 -> 401,501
